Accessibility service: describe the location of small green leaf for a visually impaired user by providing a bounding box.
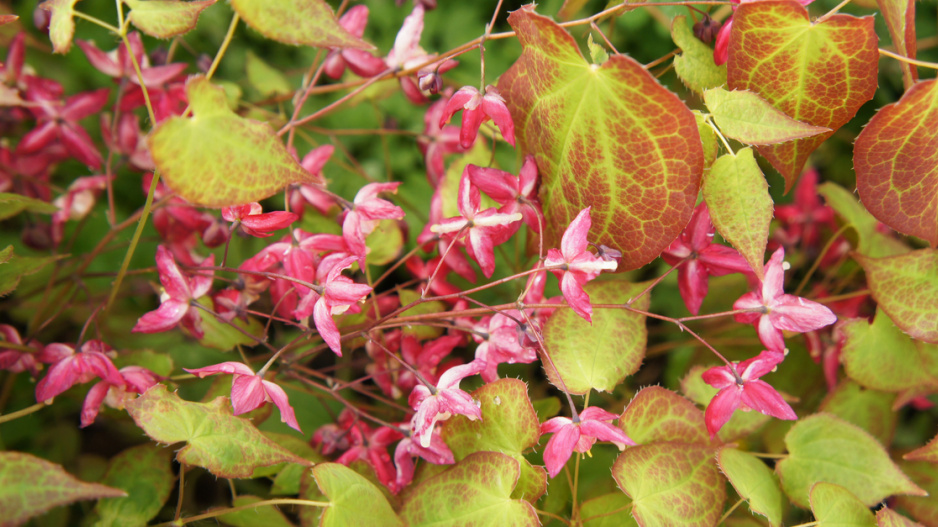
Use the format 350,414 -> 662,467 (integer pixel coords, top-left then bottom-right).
0,245 -> 65,297
443,378 -> 546,503
587,34 -> 608,65
260,432 -> 325,495
904,434 -> 938,464
313,463 -> 402,527
855,249 -> 938,344
92,444 -> 175,527
876,507 -> 928,527
542,279 -> 648,394
0,193 -> 59,220
532,396 -> 561,422
704,88 -> 830,145
400,452 -> 539,527
123,0 -> 215,39
125,385 -> 311,478
396,289 -> 446,341
113,349 -> 174,377
149,75 -> 319,207
246,51 -> 292,97
819,380 -> 897,446
364,219 -> 404,267
840,309 -> 938,393
682,364 -> 771,442
694,111 -> 719,171
776,413 -> 926,508
672,15 -> 727,94
718,447 -> 784,526
196,297 -> 265,351
580,493 -> 638,527
229,0 -> 373,49
703,147 -> 772,279
0,451 -> 126,526
810,482 -> 876,527
217,495 -> 295,527
39,0 -> 79,53
619,386 -> 708,445
817,182 -> 909,258
612,443 -> 725,526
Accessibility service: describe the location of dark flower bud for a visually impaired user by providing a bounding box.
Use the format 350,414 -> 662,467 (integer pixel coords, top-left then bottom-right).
418,70 -> 443,95
693,15 -> 722,45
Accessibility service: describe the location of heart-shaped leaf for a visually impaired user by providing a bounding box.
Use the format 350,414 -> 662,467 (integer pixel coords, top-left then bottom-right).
229,0 -> 373,50
728,0 -> 878,190
542,279 -> 648,394
854,249 -> 938,343
123,0 -> 216,38
718,447 -> 784,526
703,147 -> 773,279
619,386 -> 709,445
855,80 -> 938,246
819,380 -> 897,446
313,463 -> 403,527
91,444 -> 176,527
672,15 -> 727,94
125,385 -> 311,478
580,493 -> 638,527
39,0 -> 79,53
776,413 -> 925,508
0,452 -> 126,526
499,6 -> 703,270
810,482 -> 876,527
704,88 -> 830,146
149,75 -> 319,207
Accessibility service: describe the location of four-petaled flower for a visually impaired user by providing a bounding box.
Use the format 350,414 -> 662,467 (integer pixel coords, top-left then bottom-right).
466,155 -> 542,233
342,182 -> 405,268
133,245 -> 215,338
409,360 -> 485,448
702,350 -> 796,437
439,85 -> 515,149
733,248 -> 837,352
221,202 -> 298,238
540,407 -> 635,478
295,256 -> 373,356
544,207 -> 618,322
35,341 -> 124,403
661,203 -> 753,315
185,361 -> 302,433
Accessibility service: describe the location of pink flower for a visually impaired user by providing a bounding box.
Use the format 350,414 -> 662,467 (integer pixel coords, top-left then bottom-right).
430,169 -> 522,278
540,407 -> 635,478
393,428 -> 454,492
544,208 -> 618,322
466,155 -> 542,233
35,341 -> 124,403
418,91 -> 467,185
384,4 -> 457,104
334,423 -> 403,491
185,361 -> 302,433
773,168 -> 836,250
51,175 -> 109,245
702,350 -> 797,437
132,245 -> 215,338
221,202 -> 298,238
77,32 -> 187,86
439,85 -> 515,149
408,360 -> 485,448
733,248 -> 837,352
661,203 -> 753,315
296,256 -> 373,356
81,366 -> 160,428
322,6 -> 387,79
342,182 -> 405,267
17,88 -> 110,169
472,311 -> 538,383
0,324 -> 42,377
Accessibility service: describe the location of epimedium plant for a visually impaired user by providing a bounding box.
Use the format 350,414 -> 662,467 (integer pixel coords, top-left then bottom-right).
0,0 -> 936,525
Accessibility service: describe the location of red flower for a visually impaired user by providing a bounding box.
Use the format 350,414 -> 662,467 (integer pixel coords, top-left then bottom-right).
439,85 -> 515,148
221,202 -> 298,238
132,245 -> 215,338
409,360 -> 485,447
322,6 -> 386,79
466,155 -> 542,233
540,407 -> 635,478
35,341 -> 124,403
702,350 -> 796,437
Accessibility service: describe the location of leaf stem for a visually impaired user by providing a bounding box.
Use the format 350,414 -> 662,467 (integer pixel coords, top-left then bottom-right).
717,497 -> 746,524
878,48 -> 938,70
157,498 -> 330,526
814,0 -> 853,25
0,402 -> 46,424
206,12 -> 241,81
71,10 -> 121,33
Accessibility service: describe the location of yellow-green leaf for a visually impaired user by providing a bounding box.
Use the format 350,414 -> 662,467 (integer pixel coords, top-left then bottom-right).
124,0 -> 216,39
230,0 -> 373,49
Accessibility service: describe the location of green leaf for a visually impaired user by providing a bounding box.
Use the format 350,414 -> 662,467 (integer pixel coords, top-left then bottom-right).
443,378 -> 546,503
776,413 -> 925,508
854,80 -> 938,246
671,15 -> 727,94
703,147 -> 773,279
0,451 -> 126,526
0,193 -> 58,220
125,385 -> 311,478
396,289 -> 446,341
619,386 -> 708,445
123,0 -> 215,39
612,443 -> 725,526
196,297 -> 265,351
718,447 -> 784,527
580,493 -> 638,527
587,34 -> 608,65
258,432 -> 325,495
854,249 -> 938,343
876,0 -> 918,87
113,349 -> 174,377
400,452 -> 539,527
91,444 -> 175,527
229,0 -> 373,49
682,364 -> 771,442
817,182 -> 909,258
904,434 -> 938,464
695,111 -> 719,171
703,88 -> 830,146
542,279 -> 648,394
840,308 -> 938,393
0,245 -> 65,297
499,6 -> 703,270
809,482 -> 876,527
149,75 -> 319,207
364,219 -> 404,267
727,1 -> 878,190
39,0 -> 79,53
313,463 -> 402,527
532,396 -> 561,422
246,51 -> 292,97
218,495 -> 295,527
876,507 -> 928,527
819,380 -> 897,446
